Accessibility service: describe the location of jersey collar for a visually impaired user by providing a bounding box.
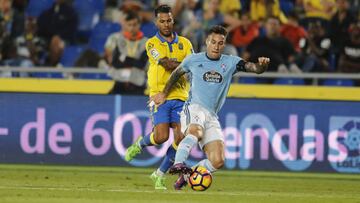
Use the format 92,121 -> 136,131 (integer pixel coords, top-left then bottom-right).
205,52 -> 222,61
156,32 -> 179,44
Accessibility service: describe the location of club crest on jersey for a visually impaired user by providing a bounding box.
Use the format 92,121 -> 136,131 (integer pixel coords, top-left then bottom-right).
203,71 -> 223,83
221,64 -> 227,72
147,43 -> 154,50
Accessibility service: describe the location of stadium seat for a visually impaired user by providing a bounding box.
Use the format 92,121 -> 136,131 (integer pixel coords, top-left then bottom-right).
26,0 -> 55,17
141,22 -> 157,38
240,0 -> 250,10
60,45 -> 87,67
273,78 -> 305,85
88,20 -> 121,54
32,72 -> 63,79
73,0 -> 105,37
321,79 -> 354,87
237,77 -> 258,84
279,0 -> 294,15
77,73 -> 112,80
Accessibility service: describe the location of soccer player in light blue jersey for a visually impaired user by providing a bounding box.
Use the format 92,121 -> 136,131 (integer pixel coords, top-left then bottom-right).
153,25 -> 270,190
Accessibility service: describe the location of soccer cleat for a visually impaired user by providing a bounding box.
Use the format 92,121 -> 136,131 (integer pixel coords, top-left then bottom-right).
124,137 -> 143,162
174,173 -> 189,190
150,171 -> 167,190
169,163 -> 192,175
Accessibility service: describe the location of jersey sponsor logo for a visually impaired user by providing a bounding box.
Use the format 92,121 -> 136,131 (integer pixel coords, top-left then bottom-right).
329,116 -> 360,173
193,115 -> 200,123
149,48 -> 160,59
203,71 -> 223,83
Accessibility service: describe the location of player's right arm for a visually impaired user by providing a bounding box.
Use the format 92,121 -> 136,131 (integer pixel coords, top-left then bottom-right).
162,66 -> 187,96
152,65 -> 187,105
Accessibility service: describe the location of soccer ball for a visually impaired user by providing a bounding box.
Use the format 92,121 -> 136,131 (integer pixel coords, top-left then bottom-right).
188,166 -> 212,191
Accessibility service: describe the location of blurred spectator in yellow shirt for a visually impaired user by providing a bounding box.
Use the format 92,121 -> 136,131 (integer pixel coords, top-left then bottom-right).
250,0 -> 288,24
302,0 -> 336,28
219,0 -> 241,18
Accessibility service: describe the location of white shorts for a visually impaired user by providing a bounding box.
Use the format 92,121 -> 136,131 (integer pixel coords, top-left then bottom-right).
180,103 -> 224,149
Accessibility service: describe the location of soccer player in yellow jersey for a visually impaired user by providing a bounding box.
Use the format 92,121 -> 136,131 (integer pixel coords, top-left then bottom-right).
125,5 -> 193,190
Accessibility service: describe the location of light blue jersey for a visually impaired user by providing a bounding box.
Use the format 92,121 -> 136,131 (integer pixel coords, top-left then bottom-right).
181,52 -> 245,115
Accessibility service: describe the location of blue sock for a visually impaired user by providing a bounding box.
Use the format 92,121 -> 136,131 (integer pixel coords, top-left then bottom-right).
193,159 -> 217,173
138,132 -> 157,148
159,143 -> 177,173
174,134 -> 198,164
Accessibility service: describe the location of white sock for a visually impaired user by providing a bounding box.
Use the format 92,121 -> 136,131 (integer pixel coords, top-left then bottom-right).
193,159 -> 217,173
174,134 -> 198,164
155,168 -> 164,177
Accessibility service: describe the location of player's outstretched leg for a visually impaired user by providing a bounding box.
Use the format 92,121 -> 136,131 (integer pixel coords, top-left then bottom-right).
124,137 -> 142,162
172,159 -> 217,190
149,143 -> 177,190
192,159 -> 217,173
173,173 -> 190,190
169,163 -> 192,175
159,142 -> 177,173
169,134 -> 198,174
125,132 -> 156,162
150,171 -> 166,190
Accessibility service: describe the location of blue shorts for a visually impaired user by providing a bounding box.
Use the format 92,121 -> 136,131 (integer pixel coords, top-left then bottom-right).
150,99 -> 185,126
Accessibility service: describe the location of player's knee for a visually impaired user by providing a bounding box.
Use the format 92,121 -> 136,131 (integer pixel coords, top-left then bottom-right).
172,125 -> 184,145
153,131 -> 169,144
212,157 -> 225,169
154,135 -> 168,144
187,124 -> 203,140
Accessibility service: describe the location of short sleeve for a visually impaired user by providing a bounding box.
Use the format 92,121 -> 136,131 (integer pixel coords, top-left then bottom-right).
104,33 -> 119,51
185,38 -> 194,57
145,39 -> 166,64
233,56 -> 246,74
180,54 -> 193,73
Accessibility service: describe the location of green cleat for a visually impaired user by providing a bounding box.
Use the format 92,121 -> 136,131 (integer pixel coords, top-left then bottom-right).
124,137 -> 143,162
150,171 -> 167,190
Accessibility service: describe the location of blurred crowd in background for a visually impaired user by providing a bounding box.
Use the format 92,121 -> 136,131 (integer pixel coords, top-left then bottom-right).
0,0 -> 359,86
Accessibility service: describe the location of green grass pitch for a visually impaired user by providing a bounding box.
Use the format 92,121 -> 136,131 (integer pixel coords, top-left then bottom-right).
0,164 -> 359,203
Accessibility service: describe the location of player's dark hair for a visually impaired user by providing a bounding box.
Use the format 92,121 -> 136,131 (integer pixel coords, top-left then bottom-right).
154,4 -> 172,17
207,25 -> 228,37
124,10 -> 141,22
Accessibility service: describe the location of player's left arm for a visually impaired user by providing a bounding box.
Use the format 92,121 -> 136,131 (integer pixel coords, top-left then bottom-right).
158,57 -> 181,71
159,38 -> 194,71
238,57 -> 270,74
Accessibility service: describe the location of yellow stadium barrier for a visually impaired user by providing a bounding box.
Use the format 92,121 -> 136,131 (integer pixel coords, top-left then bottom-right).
0,78 -> 114,94
228,84 -> 360,101
1,78 -> 360,101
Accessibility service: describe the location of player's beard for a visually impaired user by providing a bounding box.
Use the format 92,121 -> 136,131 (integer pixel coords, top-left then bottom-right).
160,30 -> 172,38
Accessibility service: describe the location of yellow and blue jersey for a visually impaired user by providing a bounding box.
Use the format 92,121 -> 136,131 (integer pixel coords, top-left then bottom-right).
146,32 -> 193,101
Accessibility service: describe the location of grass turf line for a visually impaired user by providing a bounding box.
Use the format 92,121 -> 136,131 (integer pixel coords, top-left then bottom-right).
0,164 -> 359,203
